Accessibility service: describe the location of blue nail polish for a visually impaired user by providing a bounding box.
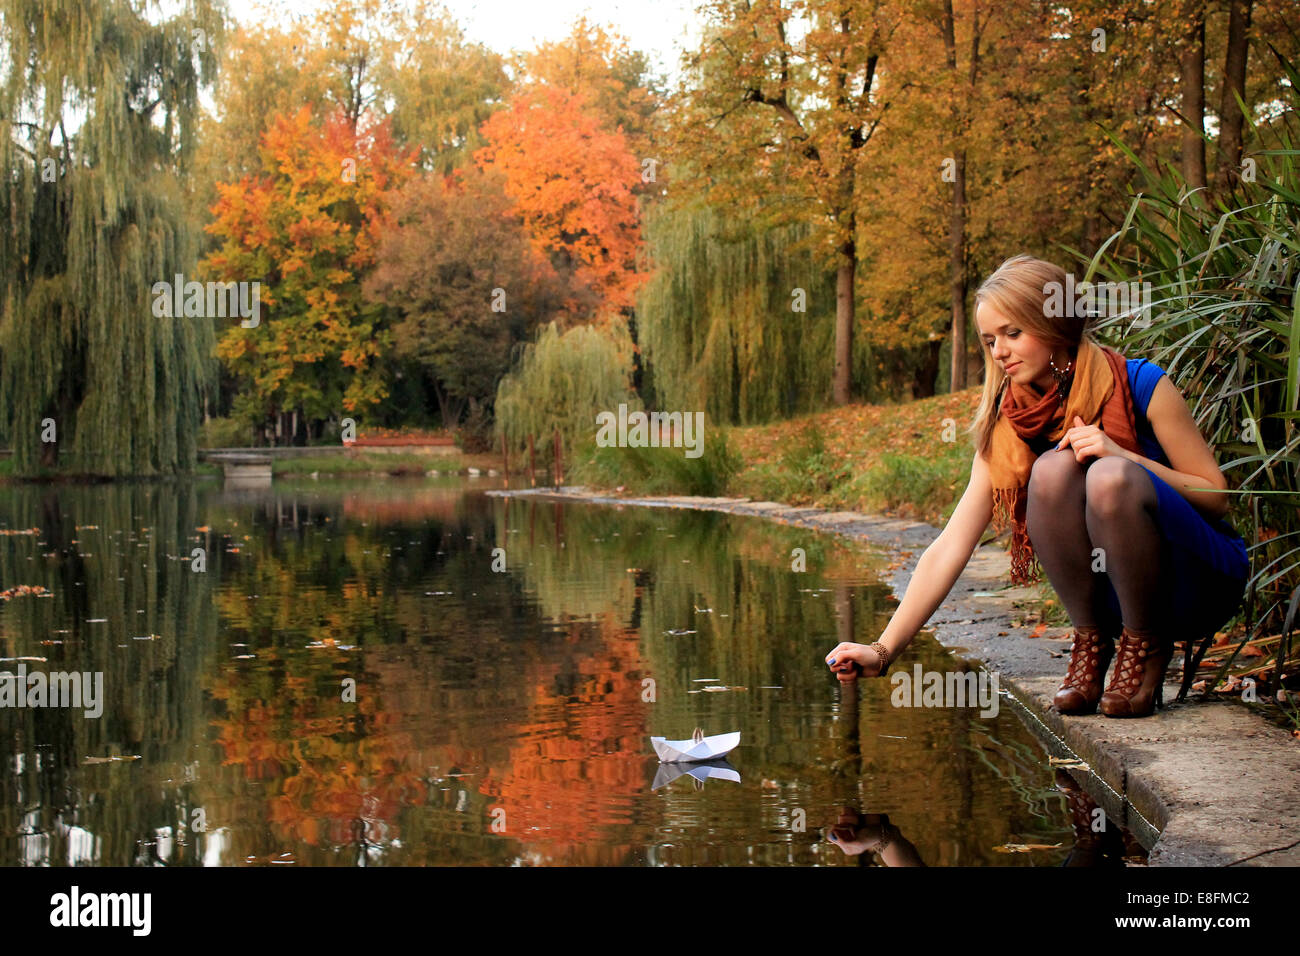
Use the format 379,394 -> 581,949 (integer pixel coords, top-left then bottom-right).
829,658 -> 836,665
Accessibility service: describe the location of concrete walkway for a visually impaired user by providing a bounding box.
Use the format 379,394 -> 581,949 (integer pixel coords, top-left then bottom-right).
489,485 -> 1300,867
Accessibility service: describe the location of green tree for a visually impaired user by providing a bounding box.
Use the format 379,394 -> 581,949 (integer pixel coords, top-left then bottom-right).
0,0 -> 223,475
670,0 -> 898,406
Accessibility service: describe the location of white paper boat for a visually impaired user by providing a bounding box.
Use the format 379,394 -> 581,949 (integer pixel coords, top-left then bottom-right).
650,730 -> 740,763
651,759 -> 741,790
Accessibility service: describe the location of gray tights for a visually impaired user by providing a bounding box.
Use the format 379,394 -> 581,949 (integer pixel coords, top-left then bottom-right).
1025,450 -> 1165,634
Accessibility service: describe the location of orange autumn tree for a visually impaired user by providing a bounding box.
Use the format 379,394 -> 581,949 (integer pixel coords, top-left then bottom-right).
512,15 -> 662,167
205,106 -> 413,438
473,85 -> 649,324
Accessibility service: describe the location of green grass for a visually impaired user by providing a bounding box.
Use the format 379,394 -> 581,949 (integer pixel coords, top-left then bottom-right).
271,453 -> 472,476
730,425 -> 845,503
730,424 -> 971,522
570,428 -> 743,497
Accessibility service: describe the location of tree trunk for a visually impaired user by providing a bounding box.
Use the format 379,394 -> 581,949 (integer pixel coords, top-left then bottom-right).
948,150 -> 968,393
834,224 -> 855,406
40,432 -> 58,469
431,380 -> 458,431
912,337 -> 943,399
1180,0 -> 1207,193
1215,0 -> 1253,196
941,0 -> 970,393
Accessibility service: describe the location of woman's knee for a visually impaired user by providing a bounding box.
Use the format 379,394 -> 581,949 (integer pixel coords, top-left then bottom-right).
1084,457 -> 1156,519
1027,448 -> 1084,504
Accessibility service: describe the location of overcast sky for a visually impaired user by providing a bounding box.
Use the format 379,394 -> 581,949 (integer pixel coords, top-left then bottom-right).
226,0 -> 708,85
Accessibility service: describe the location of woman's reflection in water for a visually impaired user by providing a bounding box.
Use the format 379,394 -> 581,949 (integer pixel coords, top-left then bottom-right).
1055,770 -> 1139,867
825,808 -> 926,866
826,673 -> 1144,867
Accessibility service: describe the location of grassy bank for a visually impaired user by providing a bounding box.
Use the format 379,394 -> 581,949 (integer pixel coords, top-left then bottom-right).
569,386 -> 982,524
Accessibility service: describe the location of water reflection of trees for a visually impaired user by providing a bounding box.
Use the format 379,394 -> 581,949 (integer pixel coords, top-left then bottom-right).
502,498 -> 1074,866
0,483 -> 218,866
0,482 -> 1077,866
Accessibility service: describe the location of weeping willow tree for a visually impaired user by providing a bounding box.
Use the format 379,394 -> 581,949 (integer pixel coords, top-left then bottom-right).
0,0 -> 224,476
495,319 -> 641,463
635,197 -> 877,424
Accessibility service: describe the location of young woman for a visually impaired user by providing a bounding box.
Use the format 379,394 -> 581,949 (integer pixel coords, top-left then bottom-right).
824,255 -> 1249,718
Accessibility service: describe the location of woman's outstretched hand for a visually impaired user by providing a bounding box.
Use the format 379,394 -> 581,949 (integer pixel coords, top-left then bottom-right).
825,641 -> 887,681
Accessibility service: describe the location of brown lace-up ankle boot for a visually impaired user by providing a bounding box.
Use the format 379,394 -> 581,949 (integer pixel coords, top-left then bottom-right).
1099,626 -> 1174,718
1053,625 -> 1116,715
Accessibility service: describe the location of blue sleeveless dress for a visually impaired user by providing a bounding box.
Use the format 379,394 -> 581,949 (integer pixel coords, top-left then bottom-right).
1093,358 -> 1249,635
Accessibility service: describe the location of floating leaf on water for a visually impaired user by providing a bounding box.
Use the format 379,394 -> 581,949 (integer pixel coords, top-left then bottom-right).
0,584 -> 51,601
994,843 -> 1064,853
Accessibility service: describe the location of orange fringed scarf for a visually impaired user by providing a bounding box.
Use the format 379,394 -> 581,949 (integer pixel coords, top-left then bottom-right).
987,340 -> 1144,585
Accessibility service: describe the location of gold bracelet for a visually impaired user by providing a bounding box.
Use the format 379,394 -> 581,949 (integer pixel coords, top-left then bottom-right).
868,641 -> 892,674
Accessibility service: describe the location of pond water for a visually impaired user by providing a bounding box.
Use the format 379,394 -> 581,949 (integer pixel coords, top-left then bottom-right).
0,477 -> 1135,866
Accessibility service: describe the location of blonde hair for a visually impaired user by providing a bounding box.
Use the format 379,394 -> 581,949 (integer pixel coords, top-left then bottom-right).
966,254 -> 1098,459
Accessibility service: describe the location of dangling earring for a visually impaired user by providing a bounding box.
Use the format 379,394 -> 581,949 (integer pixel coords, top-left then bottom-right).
1049,352 -> 1074,407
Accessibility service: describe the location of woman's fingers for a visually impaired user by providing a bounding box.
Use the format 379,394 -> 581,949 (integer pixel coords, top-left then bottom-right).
825,642 -> 853,666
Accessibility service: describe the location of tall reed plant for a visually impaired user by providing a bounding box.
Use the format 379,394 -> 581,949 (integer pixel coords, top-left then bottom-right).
1076,48 -> 1300,703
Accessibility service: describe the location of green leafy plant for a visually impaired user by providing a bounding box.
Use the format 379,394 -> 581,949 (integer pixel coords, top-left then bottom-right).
1077,46 -> 1300,703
